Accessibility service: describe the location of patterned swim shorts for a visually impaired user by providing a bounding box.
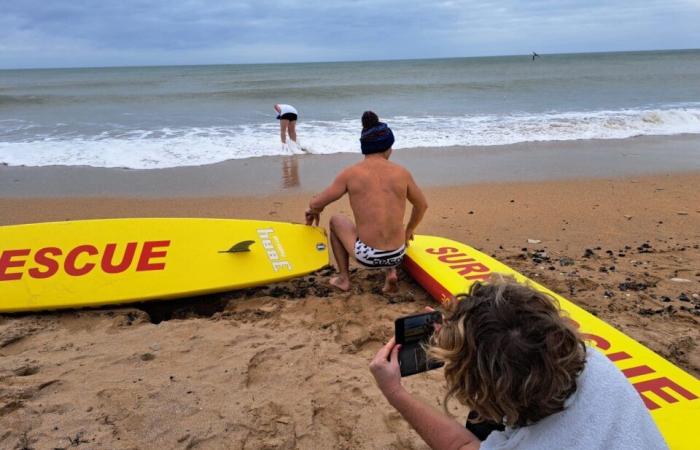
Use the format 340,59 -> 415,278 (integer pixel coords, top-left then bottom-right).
354,238 -> 406,268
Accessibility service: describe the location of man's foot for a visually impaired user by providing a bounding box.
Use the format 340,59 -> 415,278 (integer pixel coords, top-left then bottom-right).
329,275 -> 351,292
382,271 -> 399,294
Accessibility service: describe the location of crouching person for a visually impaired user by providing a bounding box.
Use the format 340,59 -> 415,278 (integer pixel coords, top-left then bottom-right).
370,275 -> 667,449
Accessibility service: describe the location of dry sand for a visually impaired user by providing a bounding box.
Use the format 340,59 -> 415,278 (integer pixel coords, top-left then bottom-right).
1,171 -> 699,449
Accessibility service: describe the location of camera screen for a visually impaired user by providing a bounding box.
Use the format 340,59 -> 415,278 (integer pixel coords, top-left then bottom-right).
395,311 -> 444,377
400,313 -> 439,344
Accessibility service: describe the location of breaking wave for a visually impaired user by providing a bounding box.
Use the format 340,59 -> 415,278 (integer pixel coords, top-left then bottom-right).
1,106 -> 700,169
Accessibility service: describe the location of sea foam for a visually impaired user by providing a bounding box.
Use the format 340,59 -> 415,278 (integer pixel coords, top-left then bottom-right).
1,106 -> 699,169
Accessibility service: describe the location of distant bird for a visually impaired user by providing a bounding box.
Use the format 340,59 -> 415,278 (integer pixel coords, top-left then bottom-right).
531,51 -> 540,61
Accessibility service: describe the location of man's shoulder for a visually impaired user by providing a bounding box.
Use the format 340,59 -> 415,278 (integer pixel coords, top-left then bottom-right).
334,164 -> 362,183
341,163 -> 362,175
385,160 -> 413,177
393,160 -> 411,172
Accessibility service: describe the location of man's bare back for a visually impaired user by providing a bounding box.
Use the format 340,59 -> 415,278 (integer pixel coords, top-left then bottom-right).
305,112 -> 427,293
345,158 -> 418,250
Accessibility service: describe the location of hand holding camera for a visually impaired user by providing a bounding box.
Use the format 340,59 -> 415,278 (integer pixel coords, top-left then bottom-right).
369,336 -> 404,399
394,311 -> 444,377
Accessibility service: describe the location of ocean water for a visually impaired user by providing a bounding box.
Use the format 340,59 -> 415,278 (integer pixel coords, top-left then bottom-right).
1,50 -> 700,169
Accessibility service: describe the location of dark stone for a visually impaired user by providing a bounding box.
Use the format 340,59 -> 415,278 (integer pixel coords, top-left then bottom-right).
637,243 -> 653,253
638,307 -> 670,316
559,257 -> 575,266
618,281 -> 649,291
531,250 -> 550,264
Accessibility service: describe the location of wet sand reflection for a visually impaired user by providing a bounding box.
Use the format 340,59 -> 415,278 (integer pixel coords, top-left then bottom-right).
281,156 -> 300,189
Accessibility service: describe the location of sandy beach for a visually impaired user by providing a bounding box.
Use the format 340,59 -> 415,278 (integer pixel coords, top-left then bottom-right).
1,141 -> 699,449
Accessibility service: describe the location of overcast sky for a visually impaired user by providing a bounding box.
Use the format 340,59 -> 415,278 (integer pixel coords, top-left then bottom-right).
1,0 -> 699,69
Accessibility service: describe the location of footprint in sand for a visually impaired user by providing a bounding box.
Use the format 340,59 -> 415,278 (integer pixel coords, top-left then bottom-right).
12,364 -> 40,377
1,379 -> 61,417
334,320 -> 386,354
244,348 -> 279,388
241,402 -> 297,448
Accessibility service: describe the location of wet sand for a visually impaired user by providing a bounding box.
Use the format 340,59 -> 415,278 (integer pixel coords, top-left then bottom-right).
1,141 -> 699,449
2,134 -> 700,198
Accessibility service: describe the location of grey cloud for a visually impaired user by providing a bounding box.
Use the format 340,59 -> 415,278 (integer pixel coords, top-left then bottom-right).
0,0 -> 698,68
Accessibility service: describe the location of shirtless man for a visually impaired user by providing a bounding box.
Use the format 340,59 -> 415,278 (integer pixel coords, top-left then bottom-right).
305,111 -> 428,293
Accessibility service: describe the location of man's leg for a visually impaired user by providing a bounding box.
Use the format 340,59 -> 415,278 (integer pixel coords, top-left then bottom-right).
288,120 -> 297,143
383,267 -> 399,294
328,214 -> 357,291
280,119 -> 289,144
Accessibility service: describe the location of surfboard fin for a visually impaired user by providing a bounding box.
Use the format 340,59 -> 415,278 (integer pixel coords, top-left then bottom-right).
219,240 -> 255,253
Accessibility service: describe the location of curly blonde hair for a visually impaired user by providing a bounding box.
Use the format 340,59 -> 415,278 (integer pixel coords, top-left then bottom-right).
428,274 -> 586,427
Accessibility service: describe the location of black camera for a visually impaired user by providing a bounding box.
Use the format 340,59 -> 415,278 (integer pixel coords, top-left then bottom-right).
394,311 -> 444,377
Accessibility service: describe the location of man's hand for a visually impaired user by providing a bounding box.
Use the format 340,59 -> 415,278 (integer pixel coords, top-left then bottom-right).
405,228 -> 415,246
305,208 -> 320,226
369,337 -> 405,401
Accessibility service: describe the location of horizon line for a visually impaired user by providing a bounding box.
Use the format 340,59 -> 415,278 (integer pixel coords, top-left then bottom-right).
1,47 -> 698,72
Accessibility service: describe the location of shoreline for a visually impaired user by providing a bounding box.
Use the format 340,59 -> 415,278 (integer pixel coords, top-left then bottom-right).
2,133 -> 700,198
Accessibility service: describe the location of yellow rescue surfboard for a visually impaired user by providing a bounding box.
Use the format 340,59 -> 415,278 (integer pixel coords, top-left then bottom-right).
0,218 -> 329,313
404,235 -> 699,450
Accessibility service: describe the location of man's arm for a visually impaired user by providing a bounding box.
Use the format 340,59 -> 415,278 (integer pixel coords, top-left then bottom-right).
405,172 -> 428,244
370,338 -> 480,450
305,169 -> 350,225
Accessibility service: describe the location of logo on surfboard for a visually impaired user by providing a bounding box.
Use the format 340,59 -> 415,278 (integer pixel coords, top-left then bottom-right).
257,228 -> 292,272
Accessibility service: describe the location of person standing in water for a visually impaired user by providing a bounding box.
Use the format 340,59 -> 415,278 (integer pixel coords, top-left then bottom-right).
274,103 -> 299,151
305,111 -> 428,293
